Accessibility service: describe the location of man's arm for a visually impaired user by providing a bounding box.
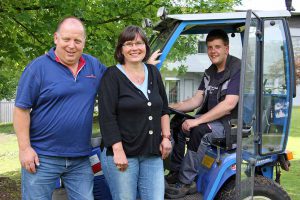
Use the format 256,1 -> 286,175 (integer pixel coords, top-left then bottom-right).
169,90 -> 204,113
13,107 -> 39,173
182,94 -> 239,132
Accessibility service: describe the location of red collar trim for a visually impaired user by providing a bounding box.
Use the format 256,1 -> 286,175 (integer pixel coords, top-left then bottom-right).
77,57 -> 85,73
54,53 -> 86,75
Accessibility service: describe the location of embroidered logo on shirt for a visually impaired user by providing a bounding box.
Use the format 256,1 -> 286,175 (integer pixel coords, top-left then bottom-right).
209,86 -> 218,94
85,74 -> 96,78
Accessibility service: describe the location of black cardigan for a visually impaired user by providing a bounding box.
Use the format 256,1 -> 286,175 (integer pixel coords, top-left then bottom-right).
98,64 -> 169,156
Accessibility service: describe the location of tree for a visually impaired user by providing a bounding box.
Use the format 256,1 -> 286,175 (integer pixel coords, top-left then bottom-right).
0,0 -> 241,100
295,55 -> 300,84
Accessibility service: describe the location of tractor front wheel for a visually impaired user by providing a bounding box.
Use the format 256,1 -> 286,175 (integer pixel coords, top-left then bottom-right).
216,175 -> 290,200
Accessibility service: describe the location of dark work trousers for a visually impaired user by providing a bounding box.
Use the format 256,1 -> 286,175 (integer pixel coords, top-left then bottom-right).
169,130 -> 186,172
169,120 -> 224,184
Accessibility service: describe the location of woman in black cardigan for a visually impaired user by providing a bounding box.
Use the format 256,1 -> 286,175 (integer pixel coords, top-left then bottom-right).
98,25 -> 172,200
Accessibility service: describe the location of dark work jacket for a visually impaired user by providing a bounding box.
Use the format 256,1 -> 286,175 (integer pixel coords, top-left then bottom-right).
197,55 -> 241,129
98,64 -> 169,156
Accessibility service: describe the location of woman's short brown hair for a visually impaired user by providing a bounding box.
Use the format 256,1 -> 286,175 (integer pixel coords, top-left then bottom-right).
114,25 -> 151,64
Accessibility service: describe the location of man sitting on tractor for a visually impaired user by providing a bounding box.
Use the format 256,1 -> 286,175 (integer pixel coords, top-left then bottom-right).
165,29 -> 241,198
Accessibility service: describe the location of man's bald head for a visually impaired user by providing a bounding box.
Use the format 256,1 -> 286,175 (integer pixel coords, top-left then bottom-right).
56,16 -> 86,38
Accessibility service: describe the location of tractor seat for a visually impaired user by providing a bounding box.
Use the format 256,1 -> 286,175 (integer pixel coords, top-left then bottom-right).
211,123 -> 252,150
211,123 -> 252,165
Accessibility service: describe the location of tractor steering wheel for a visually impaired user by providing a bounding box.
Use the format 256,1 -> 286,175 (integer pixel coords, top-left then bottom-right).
168,107 -> 195,119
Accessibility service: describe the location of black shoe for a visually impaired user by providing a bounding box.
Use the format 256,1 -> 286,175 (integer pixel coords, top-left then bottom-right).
165,181 -> 197,199
165,171 -> 179,184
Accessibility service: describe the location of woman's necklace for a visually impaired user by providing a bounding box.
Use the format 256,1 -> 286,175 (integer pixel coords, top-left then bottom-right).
123,64 -> 145,85
134,76 -> 143,84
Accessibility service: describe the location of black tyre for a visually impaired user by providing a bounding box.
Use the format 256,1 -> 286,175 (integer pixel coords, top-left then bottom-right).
215,175 -> 290,200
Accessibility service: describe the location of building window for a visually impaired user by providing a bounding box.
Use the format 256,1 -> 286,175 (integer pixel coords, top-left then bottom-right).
165,79 -> 180,103
198,40 -> 207,53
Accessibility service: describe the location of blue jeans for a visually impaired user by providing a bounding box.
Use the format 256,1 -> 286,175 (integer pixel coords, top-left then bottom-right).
101,150 -> 164,200
21,154 -> 94,200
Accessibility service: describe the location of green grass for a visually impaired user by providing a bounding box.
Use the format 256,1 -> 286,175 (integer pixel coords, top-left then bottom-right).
0,132 -> 21,199
0,134 -> 20,174
0,107 -> 299,198
0,123 -> 14,134
281,107 -> 300,200
92,119 -> 101,138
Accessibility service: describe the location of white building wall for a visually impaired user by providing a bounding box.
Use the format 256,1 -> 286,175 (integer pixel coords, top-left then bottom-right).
178,72 -> 202,101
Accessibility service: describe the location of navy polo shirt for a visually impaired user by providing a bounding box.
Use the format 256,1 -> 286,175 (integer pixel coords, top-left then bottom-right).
15,48 -> 106,157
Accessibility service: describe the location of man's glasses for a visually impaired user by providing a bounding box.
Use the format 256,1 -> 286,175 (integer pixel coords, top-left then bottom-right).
123,41 -> 145,48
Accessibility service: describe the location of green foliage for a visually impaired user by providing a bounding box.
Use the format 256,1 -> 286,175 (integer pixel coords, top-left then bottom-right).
157,0 -> 242,76
0,0 -> 241,100
171,0 -> 242,13
177,64 -> 188,75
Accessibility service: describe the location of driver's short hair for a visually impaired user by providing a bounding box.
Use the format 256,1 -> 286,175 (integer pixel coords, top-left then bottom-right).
206,29 -> 229,46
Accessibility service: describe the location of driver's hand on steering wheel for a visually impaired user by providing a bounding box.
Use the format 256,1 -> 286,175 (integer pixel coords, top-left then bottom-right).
182,119 -> 199,134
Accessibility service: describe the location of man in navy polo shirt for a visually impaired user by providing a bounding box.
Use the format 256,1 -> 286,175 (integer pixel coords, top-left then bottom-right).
13,17 -> 106,200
